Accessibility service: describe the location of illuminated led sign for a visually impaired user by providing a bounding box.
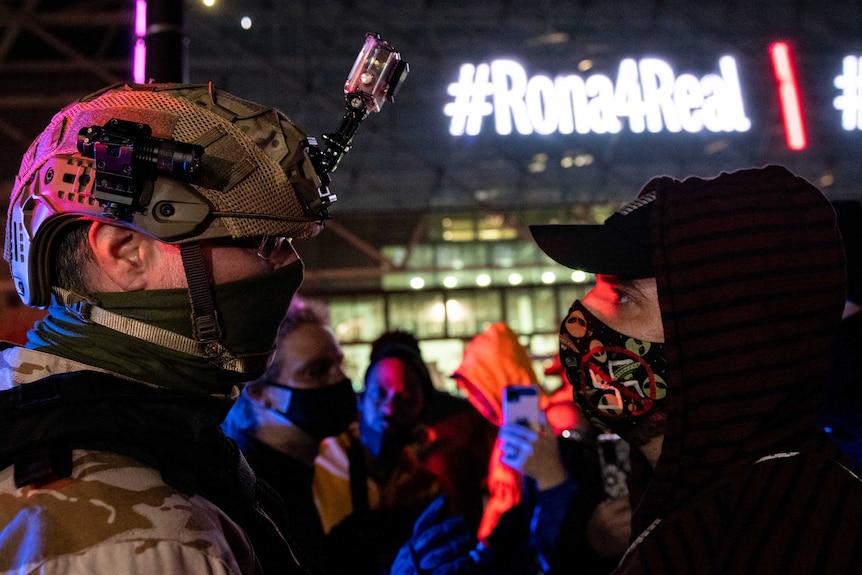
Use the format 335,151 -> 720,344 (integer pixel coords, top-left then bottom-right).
834,55 -> 862,131
444,56 -> 751,137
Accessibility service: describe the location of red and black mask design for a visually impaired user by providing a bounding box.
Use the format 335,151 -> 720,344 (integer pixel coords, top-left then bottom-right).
559,300 -> 667,436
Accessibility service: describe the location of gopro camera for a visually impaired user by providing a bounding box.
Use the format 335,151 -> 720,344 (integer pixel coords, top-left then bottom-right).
317,33 -> 409,175
301,33 -> 408,218
345,33 -> 410,115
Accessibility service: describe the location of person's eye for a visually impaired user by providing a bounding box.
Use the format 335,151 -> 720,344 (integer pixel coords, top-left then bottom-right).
612,287 -> 633,305
303,360 -> 333,381
601,283 -> 632,306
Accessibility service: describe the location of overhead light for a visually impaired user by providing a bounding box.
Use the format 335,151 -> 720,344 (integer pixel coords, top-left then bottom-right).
573,153 -> 593,167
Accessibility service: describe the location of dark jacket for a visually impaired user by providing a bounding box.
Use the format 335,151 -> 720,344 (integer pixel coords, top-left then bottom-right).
618,166 -> 862,573
221,391 -> 329,568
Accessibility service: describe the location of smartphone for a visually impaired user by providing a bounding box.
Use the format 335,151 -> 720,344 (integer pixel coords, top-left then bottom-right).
597,433 -> 631,499
502,384 -> 541,427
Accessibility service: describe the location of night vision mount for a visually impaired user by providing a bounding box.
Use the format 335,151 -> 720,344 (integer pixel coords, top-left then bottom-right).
76,32 -> 408,223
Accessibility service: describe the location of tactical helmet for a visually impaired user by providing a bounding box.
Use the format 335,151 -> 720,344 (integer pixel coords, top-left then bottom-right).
5,82 -> 332,308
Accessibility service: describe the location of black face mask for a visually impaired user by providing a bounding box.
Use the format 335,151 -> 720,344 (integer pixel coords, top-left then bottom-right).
268,378 -> 357,441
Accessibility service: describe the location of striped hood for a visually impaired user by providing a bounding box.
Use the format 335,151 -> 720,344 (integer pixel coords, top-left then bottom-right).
630,166 -> 846,547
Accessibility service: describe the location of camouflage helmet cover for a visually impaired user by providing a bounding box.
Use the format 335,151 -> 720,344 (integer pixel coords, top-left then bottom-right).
5,82 -> 327,307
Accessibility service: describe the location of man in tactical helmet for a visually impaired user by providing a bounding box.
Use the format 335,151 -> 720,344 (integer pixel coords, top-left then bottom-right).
0,82 -> 335,574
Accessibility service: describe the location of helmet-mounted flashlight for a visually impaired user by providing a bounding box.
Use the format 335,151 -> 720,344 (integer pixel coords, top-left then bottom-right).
77,119 -> 204,221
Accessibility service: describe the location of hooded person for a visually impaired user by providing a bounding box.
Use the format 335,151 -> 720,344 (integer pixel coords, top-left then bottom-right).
451,322 -> 542,541
530,165 -> 862,573
1,82 -> 339,574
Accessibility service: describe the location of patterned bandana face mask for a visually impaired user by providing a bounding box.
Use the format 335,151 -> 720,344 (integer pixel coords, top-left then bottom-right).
559,300 -> 668,436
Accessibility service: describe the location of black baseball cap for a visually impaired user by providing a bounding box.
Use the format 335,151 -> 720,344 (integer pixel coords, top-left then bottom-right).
530,189 -> 659,278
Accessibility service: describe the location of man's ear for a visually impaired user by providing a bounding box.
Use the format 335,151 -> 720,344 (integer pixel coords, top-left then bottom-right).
87,222 -> 159,291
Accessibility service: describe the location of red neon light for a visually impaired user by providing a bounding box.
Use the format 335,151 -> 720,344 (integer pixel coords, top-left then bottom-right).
769,42 -> 807,150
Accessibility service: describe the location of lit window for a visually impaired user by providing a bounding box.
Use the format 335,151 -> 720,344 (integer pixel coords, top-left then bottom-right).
446,299 -> 466,321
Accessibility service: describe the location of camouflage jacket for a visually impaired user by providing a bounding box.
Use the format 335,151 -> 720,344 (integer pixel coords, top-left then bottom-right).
0,344 -> 313,575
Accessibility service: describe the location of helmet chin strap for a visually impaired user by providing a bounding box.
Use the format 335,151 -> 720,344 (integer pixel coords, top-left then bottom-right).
179,242 -> 222,343
176,241 -> 271,374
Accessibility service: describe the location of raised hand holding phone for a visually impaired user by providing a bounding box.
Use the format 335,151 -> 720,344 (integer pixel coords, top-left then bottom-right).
499,385 -> 540,470
502,384 -> 541,427
498,385 -> 566,489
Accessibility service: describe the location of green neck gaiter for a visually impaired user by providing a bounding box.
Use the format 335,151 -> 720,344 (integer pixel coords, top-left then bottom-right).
28,260 -> 304,395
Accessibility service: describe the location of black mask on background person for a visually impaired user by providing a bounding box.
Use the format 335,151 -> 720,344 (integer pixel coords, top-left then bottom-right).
267,378 -> 357,441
